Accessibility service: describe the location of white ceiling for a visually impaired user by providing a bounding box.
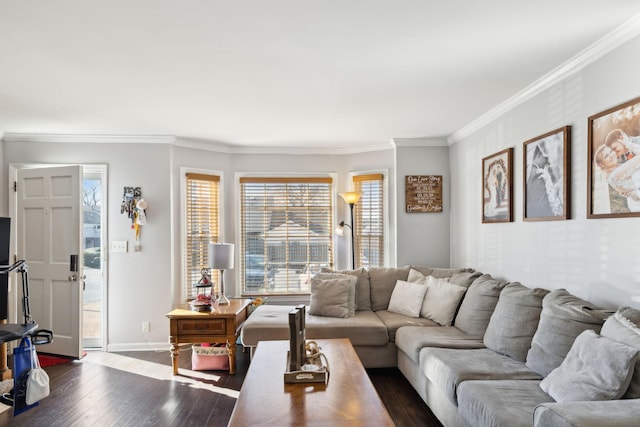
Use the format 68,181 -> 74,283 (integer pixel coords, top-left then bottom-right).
2,1 -> 640,150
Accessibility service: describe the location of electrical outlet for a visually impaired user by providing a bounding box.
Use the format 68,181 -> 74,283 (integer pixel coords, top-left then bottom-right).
110,241 -> 128,253
142,321 -> 150,333
134,243 -> 141,252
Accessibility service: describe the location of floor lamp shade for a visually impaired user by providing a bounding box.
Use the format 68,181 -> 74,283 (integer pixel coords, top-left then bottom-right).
208,243 -> 234,304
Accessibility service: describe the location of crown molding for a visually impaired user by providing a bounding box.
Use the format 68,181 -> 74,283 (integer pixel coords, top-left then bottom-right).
2,133 -> 176,144
393,137 -> 448,147
175,138 -> 394,155
448,12 -> 640,145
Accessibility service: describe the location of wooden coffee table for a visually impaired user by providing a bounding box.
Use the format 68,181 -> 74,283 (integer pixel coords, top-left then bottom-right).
166,299 -> 251,375
228,338 -> 394,426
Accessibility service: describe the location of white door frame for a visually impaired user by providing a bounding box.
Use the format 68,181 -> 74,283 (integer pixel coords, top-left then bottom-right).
8,163 -> 108,351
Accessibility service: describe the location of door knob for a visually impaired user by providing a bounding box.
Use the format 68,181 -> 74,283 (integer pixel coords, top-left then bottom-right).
68,274 -> 77,281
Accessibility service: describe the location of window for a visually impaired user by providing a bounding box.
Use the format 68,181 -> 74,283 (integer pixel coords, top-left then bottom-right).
240,177 -> 333,295
353,173 -> 384,268
184,173 -> 220,301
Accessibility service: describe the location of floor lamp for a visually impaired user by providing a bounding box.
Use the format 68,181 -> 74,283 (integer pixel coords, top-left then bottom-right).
209,243 -> 234,305
337,192 -> 361,269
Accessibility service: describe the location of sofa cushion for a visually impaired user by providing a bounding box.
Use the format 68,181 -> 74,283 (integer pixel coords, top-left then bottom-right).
598,307 -> 640,399
321,267 -> 371,311
453,274 -> 508,338
409,265 -> 471,279
534,399 -> 640,427
421,276 -> 467,325
448,270 -> 482,288
525,289 -> 611,377
313,273 -> 357,316
368,266 -> 410,311
540,330 -> 638,402
458,380 -> 552,427
387,280 -> 428,318
395,326 -> 484,363
483,282 -> 549,362
308,276 -> 354,318
421,348 -> 541,404
240,305 -> 389,347
374,310 -> 436,342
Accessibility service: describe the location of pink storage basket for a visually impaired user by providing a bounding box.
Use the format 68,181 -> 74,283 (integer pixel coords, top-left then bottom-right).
191,343 -> 230,371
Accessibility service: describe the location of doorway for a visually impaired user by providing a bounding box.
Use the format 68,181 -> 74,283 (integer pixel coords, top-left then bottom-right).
10,164 -> 107,352
82,167 -> 106,349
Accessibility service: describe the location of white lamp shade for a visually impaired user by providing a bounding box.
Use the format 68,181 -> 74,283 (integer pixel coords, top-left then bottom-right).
208,243 -> 234,270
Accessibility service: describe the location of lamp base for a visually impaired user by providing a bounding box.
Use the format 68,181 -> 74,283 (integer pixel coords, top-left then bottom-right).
218,294 -> 230,305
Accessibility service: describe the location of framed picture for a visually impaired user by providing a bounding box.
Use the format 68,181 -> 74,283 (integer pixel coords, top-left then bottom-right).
523,126 -> 571,221
588,96 -> 640,218
482,147 -> 513,223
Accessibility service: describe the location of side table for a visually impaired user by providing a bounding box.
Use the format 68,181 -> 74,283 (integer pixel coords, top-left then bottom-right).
166,298 -> 251,375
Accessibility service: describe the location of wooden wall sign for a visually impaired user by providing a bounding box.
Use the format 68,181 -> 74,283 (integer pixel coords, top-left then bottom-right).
405,175 -> 443,213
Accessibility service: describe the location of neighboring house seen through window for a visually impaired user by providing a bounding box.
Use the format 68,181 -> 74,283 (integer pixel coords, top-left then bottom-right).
239,177 -> 333,295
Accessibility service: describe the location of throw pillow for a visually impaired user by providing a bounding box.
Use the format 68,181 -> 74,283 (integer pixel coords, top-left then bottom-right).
308,277 -> 350,318
320,267 -> 371,311
368,266 -> 410,311
601,307 -> 640,398
407,268 -> 428,284
313,273 -> 357,316
525,289 -> 611,377
448,270 -> 482,288
483,282 -> 549,362
420,275 -> 467,326
387,280 -> 428,318
540,330 -> 638,402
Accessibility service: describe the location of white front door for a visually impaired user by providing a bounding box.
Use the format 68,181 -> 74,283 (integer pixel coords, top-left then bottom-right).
16,166 -> 83,358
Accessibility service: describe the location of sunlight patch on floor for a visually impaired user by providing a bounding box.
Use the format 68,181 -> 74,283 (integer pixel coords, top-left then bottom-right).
83,352 -> 240,399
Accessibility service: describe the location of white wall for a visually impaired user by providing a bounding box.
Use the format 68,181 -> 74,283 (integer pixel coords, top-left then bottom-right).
450,34 -> 640,309
396,142 -> 450,267
2,140 -> 407,350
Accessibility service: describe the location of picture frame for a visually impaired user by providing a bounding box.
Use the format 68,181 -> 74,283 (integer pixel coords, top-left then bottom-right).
482,147 -> 513,223
587,96 -> 640,218
523,126 -> 571,221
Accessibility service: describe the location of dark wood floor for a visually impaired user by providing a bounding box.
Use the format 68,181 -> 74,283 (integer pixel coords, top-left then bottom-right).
0,346 -> 442,427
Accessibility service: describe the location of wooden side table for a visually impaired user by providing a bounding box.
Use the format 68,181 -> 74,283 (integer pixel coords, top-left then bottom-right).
166,298 -> 251,375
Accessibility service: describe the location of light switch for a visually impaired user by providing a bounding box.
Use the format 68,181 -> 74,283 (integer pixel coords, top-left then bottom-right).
110,241 -> 128,253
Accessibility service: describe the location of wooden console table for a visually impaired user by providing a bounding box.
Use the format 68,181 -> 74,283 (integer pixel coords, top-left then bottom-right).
166,298 -> 251,375
228,338 -> 394,426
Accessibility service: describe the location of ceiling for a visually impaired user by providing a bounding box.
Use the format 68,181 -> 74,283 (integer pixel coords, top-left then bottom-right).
1,1 -> 640,151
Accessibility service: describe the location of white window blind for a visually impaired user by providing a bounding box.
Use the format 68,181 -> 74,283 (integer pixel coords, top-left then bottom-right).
239,177 -> 333,294
353,173 -> 384,268
184,173 -> 220,301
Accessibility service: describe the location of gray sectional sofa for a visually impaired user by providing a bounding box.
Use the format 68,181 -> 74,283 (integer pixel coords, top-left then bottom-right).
240,265 -> 640,427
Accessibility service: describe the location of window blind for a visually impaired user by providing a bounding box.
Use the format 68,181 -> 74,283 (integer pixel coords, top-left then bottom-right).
353,173 -> 384,268
239,177 -> 333,294
184,173 -> 220,300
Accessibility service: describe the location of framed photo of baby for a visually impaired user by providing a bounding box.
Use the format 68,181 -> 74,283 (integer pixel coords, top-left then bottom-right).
482,147 -> 513,223
588,96 -> 640,218
523,126 -> 571,221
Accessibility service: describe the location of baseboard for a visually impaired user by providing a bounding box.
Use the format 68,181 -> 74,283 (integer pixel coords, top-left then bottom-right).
106,342 -> 172,352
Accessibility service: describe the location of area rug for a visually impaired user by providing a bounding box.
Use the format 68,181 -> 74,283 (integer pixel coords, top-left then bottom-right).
38,353 -> 74,367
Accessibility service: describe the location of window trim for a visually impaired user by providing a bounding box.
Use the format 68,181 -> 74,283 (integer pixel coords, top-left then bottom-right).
180,167 -> 225,303
350,170 -> 389,268
236,172 -> 337,296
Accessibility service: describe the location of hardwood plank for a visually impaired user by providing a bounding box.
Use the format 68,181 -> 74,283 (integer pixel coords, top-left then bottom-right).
0,347 -> 442,426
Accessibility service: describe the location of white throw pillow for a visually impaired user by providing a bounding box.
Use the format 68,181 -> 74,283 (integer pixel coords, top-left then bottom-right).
540,330 -> 638,402
421,275 -> 467,325
387,280 -> 428,318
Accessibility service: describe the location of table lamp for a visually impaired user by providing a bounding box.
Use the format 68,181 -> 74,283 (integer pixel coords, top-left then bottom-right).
208,243 -> 234,305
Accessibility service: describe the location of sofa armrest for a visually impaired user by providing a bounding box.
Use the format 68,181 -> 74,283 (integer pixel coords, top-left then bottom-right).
534,399 -> 640,427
